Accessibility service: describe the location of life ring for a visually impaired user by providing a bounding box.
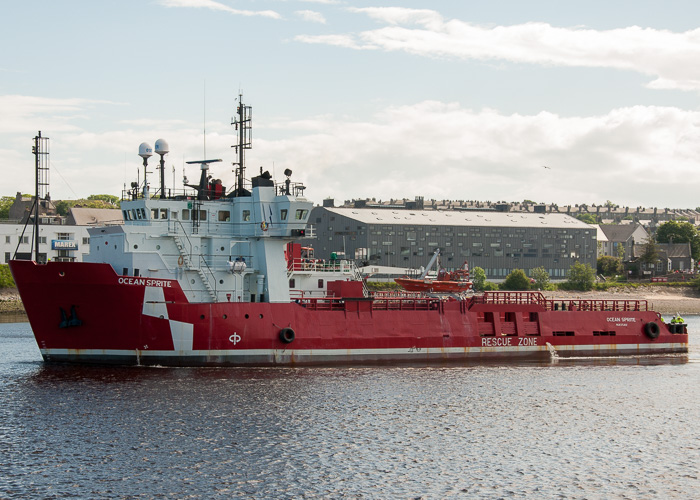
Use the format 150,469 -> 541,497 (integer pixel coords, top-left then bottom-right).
279,327 -> 295,343
261,221 -> 269,231
644,321 -> 660,340
177,255 -> 184,267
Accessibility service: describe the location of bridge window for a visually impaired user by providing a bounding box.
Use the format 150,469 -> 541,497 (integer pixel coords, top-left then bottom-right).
182,209 -> 190,220
219,210 -> 230,222
281,209 -> 288,221
160,209 -> 168,219
243,210 -> 250,221
295,209 -> 308,220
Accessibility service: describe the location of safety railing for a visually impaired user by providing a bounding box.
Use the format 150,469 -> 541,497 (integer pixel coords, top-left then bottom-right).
545,299 -> 648,312
295,295 -> 439,311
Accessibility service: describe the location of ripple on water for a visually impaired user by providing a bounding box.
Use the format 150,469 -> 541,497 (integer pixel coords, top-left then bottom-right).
0,322 -> 699,498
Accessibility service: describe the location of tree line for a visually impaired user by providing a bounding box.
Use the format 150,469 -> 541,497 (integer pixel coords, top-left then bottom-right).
0,194 -> 120,219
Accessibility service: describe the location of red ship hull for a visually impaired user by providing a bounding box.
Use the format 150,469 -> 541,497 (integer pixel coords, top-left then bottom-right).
10,260 -> 688,366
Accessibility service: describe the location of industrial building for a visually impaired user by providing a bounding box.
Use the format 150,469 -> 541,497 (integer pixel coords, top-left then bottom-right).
309,206 -> 597,280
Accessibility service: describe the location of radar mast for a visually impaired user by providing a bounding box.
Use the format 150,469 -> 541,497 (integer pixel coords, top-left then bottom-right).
231,94 -> 252,196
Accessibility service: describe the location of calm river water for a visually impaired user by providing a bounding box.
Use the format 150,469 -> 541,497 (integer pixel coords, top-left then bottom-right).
1,317 -> 698,499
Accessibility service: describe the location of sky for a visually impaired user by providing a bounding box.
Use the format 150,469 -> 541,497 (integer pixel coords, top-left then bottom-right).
3,0 -> 700,209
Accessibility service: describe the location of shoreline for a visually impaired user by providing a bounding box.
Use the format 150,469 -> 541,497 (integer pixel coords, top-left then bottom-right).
3,286 -> 700,316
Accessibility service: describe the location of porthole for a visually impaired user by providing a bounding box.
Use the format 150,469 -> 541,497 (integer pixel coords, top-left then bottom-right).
58,271 -> 65,277
245,314 -> 249,319
200,315 -> 205,320
191,279 -> 195,284
223,314 -> 227,319
220,246 -> 225,251
219,279 -> 224,284
156,245 -> 161,250
259,314 -> 263,319
134,244 -> 138,249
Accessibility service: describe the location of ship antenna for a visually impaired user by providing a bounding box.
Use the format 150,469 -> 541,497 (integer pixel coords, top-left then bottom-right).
231,93 -> 252,196
203,79 -> 206,159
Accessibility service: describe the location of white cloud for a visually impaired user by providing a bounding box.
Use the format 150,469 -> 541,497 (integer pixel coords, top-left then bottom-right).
295,10 -> 326,24
158,0 -> 281,19
258,102 -> 700,207
298,0 -> 341,4
296,7 -> 700,91
3,94 -> 700,208
0,95 -> 121,135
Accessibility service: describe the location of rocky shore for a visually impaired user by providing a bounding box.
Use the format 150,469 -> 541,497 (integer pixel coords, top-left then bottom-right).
2,286 -> 700,316
0,288 -> 23,314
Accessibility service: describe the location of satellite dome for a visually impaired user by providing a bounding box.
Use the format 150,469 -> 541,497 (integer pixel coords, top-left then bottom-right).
155,138 -> 169,155
138,142 -> 153,158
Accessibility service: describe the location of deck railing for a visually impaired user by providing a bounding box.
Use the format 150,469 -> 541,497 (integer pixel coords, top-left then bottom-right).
470,291 -> 648,312
294,290 -> 649,313
296,295 -> 439,311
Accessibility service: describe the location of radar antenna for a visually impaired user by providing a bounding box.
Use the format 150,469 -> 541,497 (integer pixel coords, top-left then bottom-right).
231,94 -> 252,196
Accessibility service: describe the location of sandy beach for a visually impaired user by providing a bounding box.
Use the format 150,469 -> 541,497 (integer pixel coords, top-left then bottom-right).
2,286 -> 700,316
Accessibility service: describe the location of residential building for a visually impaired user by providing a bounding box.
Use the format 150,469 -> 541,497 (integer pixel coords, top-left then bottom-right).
598,223 -> 649,260
1,207 -> 122,264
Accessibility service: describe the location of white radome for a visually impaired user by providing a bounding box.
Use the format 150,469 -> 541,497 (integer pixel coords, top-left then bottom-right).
138,142 -> 153,158
155,138 -> 169,155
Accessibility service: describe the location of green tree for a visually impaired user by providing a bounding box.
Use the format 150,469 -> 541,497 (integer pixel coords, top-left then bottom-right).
616,242 -> 625,260
655,220 -> 700,260
471,266 -> 487,291
565,261 -> 596,291
500,269 -> 531,291
0,196 -> 14,219
597,256 -> 623,276
87,194 -> 119,206
55,198 -> 119,216
639,239 -> 660,267
0,264 -> 15,288
576,213 -> 597,224
529,266 -> 550,290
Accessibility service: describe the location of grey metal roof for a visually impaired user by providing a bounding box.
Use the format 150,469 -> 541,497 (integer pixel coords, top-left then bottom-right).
324,207 -> 593,229
599,223 -> 645,242
68,207 -> 124,226
632,242 -> 691,259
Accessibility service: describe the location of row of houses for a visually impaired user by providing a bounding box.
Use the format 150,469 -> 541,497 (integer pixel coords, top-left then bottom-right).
334,197 -> 700,225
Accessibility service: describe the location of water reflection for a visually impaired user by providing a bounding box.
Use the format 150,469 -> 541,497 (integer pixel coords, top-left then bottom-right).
1,318 -> 698,499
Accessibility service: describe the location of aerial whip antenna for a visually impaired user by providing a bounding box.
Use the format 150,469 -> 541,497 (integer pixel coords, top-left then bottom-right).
203,79 -> 206,159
